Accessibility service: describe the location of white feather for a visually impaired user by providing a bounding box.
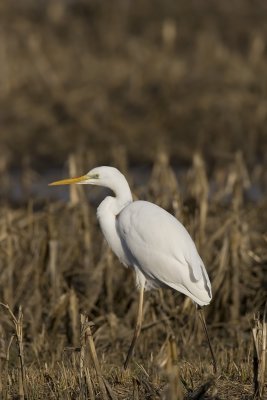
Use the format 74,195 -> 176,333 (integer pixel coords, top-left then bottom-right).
117,201 -> 211,305
88,167 -> 212,306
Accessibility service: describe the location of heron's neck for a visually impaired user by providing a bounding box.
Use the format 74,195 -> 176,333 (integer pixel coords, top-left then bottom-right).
97,195 -> 132,265
96,187 -> 132,266
97,177 -> 133,217
104,174 -> 132,214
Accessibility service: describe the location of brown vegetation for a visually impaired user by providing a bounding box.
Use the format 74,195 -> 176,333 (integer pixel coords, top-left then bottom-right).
0,150 -> 266,399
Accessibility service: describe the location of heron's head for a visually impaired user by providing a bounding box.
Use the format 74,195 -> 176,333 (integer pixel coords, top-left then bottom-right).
49,166 -> 126,190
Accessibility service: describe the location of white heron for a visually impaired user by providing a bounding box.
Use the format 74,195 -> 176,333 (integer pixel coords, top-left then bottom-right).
50,166 -> 216,372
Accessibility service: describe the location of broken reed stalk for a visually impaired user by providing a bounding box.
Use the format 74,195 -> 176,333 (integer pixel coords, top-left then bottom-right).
68,154 -> 84,206
6,211 -> 14,309
81,199 -> 92,270
84,367 -> 95,400
229,153 -> 249,321
0,303 -> 27,399
82,315 -> 109,400
17,307 -> 25,400
48,239 -> 59,304
69,287 -> 79,346
80,315 -> 108,400
166,334 -> 184,400
190,153 -> 208,250
80,314 -> 95,400
196,156 -> 208,248
79,315 -> 86,398
68,153 -> 92,268
149,150 -> 179,210
230,220 -> 241,321
252,304 -> 267,399
48,206 -> 60,305
232,151 -> 250,212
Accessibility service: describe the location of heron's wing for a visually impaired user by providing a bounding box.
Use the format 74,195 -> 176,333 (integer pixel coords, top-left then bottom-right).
117,201 -> 211,304
117,201 -> 206,283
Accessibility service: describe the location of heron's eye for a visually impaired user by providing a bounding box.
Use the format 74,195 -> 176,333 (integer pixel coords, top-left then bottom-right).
90,173 -> 99,179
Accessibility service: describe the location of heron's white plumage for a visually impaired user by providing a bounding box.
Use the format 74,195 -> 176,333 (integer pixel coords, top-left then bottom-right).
90,167 -> 212,307
49,165 -> 215,370
117,201 -> 211,305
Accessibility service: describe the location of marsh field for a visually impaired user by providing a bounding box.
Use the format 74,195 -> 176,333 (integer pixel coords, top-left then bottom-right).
0,0 -> 267,399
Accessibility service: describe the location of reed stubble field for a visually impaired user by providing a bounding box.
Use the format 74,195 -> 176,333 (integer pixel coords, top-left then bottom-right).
0,0 -> 267,399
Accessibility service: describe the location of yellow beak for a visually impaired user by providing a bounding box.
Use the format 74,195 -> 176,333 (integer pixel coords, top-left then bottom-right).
49,175 -> 88,186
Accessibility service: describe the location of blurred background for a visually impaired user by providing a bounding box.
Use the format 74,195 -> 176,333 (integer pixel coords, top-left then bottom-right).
0,1 -> 267,398
0,0 -> 267,173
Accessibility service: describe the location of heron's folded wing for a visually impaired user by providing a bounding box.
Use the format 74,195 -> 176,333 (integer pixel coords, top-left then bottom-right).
117,201 -> 205,282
